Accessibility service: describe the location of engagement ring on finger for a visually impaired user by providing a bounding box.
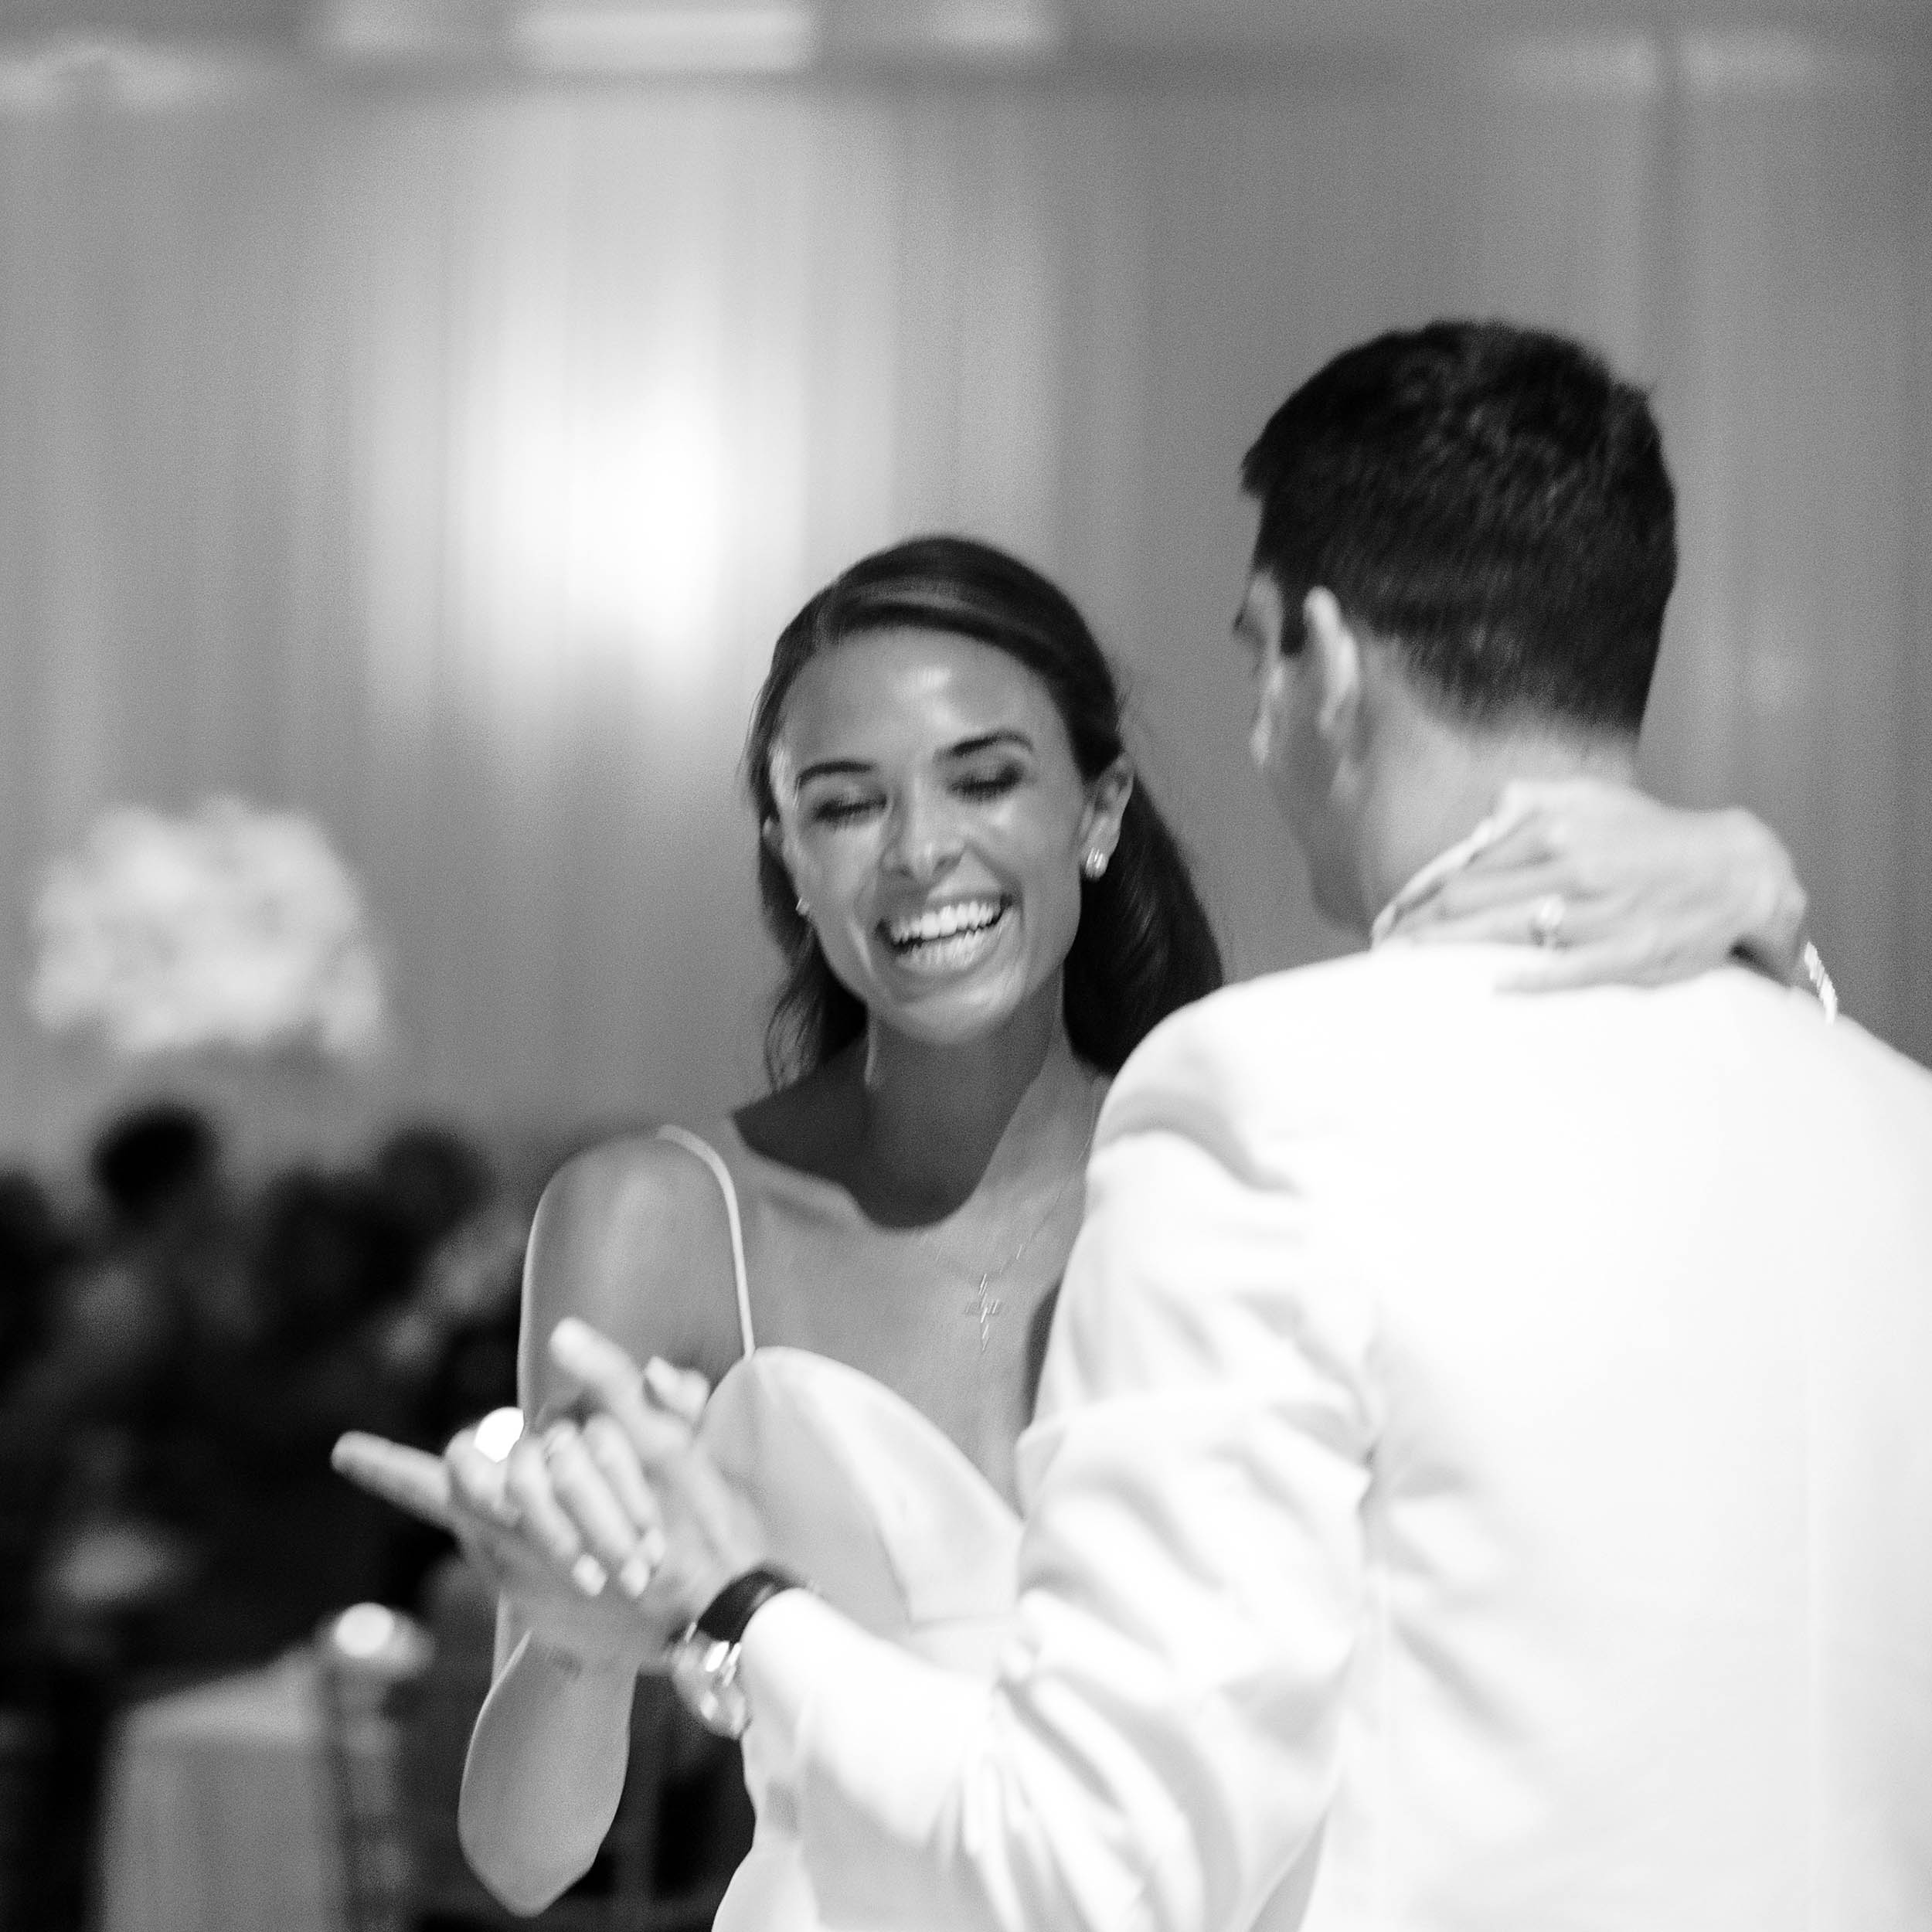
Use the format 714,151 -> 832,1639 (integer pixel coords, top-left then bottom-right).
1529,894 -> 1566,947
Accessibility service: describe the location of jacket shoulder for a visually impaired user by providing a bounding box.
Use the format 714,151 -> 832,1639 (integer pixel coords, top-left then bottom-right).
1115,947 -> 1490,1101
1100,954 -> 1384,1153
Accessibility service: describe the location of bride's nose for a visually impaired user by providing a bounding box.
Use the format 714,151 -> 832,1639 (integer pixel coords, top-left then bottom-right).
881,785 -> 964,885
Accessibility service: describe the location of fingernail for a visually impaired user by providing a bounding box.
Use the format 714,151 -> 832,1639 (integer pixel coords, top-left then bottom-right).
644,1358 -> 685,1406
640,1526 -> 667,1567
571,1553 -> 608,1597
619,1551 -> 653,1599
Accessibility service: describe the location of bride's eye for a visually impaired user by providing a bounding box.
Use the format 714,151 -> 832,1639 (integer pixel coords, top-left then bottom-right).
810,794 -> 881,828
954,765 -> 1024,802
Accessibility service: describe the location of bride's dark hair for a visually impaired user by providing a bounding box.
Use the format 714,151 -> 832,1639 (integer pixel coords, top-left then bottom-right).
744,535 -> 1224,1085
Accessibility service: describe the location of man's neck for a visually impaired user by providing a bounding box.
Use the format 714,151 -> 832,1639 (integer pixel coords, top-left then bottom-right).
1353,718 -> 1639,932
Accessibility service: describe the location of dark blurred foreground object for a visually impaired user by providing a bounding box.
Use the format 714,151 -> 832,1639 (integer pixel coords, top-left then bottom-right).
365,1121 -> 531,1604
148,1162 -> 423,1670
369,1121 -> 528,1455
0,1107 -> 540,1930
2,1107 -> 518,1929
372,1126 -> 495,1267
320,1557 -> 748,1930
0,1165 -> 74,1631
0,1701 -> 53,1930
0,1168 -> 70,1392
0,1100 -> 234,1932
88,1100 -> 222,1233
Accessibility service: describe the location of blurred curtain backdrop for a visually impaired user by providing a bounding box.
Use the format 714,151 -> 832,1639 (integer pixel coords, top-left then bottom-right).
0,30 -> 1927,1163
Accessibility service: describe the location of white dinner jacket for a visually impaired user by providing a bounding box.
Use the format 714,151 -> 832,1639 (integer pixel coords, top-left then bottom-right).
740,944 -> 1932,1932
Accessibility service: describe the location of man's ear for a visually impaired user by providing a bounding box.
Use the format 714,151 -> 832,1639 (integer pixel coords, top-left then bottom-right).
1302,589 -> 1365,757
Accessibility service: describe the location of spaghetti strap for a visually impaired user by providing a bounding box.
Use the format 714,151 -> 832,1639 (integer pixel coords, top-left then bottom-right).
653,1125 -> 756,1359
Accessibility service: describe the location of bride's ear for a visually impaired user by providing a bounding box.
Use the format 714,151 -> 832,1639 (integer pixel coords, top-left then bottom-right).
1079,757 -> 1134,866
762,816 -> 808,914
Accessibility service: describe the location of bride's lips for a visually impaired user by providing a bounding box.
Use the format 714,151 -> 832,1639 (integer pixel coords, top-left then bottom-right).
877,895 -> 1013,977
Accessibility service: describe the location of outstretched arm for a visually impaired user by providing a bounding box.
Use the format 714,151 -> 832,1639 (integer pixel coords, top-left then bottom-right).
457,1145 -> 707,1911
332,1410 -> 666,1913
338,1138 -> 728,1915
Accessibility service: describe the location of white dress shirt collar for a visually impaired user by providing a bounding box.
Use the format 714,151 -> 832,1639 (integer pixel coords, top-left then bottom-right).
1368,811 -> 1512,948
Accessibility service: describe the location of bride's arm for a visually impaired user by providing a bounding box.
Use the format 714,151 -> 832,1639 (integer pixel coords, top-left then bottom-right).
334,1408 -> 667,1913
457,1605 -> 644,1913
457,1142 -> 725,1912
1386,779 -> 1817,994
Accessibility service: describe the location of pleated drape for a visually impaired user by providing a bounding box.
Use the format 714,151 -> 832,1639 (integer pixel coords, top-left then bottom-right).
0,32 -> 1927,1165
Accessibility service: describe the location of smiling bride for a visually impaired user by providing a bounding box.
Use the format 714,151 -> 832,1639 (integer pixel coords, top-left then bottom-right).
335,533 -> 1815,1931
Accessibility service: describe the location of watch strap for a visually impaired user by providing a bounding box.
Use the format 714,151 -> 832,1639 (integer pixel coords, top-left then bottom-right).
694,1563 -> 805,1646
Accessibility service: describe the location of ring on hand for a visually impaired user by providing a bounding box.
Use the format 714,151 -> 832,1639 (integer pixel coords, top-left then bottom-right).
1529,894 -> 1566,947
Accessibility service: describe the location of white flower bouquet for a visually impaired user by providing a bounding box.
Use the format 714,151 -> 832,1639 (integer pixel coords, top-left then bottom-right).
29,798 -> 389,1063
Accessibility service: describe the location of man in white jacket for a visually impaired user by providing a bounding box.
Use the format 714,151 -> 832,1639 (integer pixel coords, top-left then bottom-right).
611,321 -> 1932,1930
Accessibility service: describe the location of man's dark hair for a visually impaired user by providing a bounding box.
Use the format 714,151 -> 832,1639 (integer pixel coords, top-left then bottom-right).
1240,319 -> 1677,733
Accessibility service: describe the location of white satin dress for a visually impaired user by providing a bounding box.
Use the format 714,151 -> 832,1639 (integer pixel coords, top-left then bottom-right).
655,1127 -> 1024,1932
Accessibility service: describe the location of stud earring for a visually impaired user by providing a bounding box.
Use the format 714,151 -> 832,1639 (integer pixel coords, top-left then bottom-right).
795,896 -> 810,917
1081,849 -> 1109,881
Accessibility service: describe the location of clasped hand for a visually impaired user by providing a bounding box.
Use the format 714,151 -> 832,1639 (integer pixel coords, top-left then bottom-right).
332,1320 -> 768,1668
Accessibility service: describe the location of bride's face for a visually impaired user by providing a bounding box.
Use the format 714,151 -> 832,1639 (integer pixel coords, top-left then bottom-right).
766,627 -> 1128,1052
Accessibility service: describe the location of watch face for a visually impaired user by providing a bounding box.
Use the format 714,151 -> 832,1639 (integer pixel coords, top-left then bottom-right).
670,1632 -> 750,1739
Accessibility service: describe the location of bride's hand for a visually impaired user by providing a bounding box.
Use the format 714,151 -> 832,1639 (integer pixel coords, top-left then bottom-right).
545,1317 -> 773,1634
332,1423 -> 677,1666
1387,777 -> 1809,991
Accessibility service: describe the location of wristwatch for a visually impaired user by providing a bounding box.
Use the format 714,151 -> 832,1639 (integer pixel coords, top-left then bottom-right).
668,1565 -> 808,1739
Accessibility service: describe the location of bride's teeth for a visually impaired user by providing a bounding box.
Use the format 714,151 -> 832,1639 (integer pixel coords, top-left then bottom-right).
889,899 -> 1004,946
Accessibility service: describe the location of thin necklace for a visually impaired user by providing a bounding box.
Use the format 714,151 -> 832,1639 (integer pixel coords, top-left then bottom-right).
916,1080 -> 1103,1352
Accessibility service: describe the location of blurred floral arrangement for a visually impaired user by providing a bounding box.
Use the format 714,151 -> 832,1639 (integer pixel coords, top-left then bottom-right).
29,798 -> 389,1063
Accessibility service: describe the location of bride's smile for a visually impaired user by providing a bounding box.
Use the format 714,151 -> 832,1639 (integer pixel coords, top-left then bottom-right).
879,893 -> 1014,972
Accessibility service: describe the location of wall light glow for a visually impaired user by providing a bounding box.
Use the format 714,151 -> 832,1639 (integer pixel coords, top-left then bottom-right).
565,386 -> 730,655
484,368 -> 734,700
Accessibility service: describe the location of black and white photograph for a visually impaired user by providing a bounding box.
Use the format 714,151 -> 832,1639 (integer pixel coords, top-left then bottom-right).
0,1 -> 1927,1928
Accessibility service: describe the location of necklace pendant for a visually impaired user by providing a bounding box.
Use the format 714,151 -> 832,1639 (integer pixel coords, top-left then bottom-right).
966,1276 -> 1002,1352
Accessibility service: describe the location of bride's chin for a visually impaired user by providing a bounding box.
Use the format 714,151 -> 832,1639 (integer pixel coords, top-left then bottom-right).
869,981 -> 1029,1050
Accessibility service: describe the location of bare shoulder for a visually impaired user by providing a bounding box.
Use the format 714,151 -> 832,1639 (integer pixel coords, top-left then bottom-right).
522,1130 -> 744,1408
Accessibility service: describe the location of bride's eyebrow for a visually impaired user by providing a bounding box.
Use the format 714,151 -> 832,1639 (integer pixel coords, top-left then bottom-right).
794,757 -> 877,786
944,730 -> 1033,759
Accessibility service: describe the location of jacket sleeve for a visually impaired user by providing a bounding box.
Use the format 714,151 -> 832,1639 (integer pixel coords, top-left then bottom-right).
736,1016 -> 1379,1932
